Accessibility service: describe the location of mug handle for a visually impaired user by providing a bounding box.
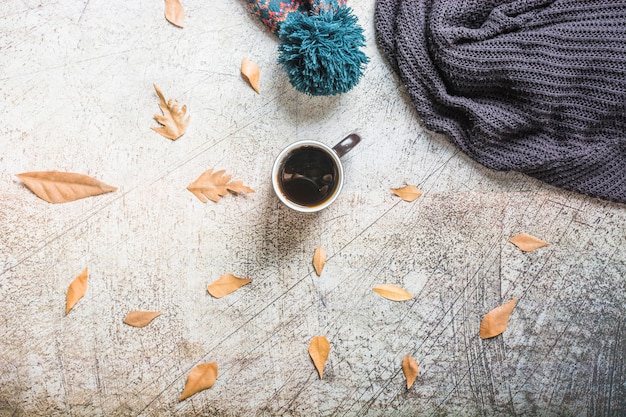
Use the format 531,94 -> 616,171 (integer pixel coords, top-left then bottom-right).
332,133 -> 361,158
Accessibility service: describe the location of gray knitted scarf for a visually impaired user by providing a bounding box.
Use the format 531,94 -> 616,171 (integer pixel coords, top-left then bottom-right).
375,0 -> 626,203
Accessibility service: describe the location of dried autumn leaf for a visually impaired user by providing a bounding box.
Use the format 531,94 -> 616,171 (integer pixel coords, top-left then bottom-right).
179,362 -> 218,401
308,336 -> 330,379
187,168 -> 254,203
391,185 -> 422,202
207,274 -> 252,298
152,84 -> 189,140
241,58 -> 260,93
313,246 -> 327,277
164,0 -> 185,28
401,354 -> 418,389
66,267 -> 88,314
17,171 -> 117,203
480,297 -> 518,339
123,311 -> 162,328
509,233 -> 549,252
373,284 -> 414,301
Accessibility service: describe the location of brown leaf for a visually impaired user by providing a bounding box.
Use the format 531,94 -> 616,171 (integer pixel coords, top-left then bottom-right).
313,246 -> 327,277
187,168 -> 254,203
66,267 -> 88,314
391,185 -> 422,202
164,0 -> 185,28
401,354 -> 418,389
152,84 -> 189,140
480,298 -> 518,339
17,171 -> 117,203
308,336 -> 330,379
373,284 -> 414,301
207,274 -> 252,298
179,362 -> 218,401
241,58 -> 260,93
123,311 -> 162,328
509,233 -> 549,252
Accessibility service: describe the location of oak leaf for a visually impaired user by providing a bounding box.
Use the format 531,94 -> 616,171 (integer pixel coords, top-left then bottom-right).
17,171 -> 116,203
373,284 -> 414,301
152,84 -> 189,140
308,336 -> 330,379
207,274 -> 252,298
401,354 -> 418,389
480,298 -> 518,339
164,0 -> 185,28
509,233 -> 549,252
313,246 -> 327,277
179,362 -> 218,401
187,168 -> 254,203
241,58 -> 260,93
391,185 -> 422,202
123,311 -> 162,328
66,267 -> 88,314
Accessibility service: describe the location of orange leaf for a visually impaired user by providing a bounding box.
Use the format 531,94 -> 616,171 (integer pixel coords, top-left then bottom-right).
373,284 -> 414,301
401,354 -> 418,389
313,246 -> 327,277
207,274 -> 252,298
308,336 -> 330,379
187,168 -> 254,203
123,311 -> 162,328
391,185 -> 422,202
241,58 -> 260,93
66,267 -> 88,314
17,171 -> 116,203
179,362 -> 218,401
164,0 -> 185,28
509,233 -> 549,252
152,84 -> 189,140
480,298 -> 518,339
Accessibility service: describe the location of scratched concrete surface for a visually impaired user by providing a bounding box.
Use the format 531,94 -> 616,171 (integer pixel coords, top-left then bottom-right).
1,1 -> 625,416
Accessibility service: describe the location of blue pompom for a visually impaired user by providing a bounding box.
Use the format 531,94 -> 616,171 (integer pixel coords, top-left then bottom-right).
277,7 -> 369,96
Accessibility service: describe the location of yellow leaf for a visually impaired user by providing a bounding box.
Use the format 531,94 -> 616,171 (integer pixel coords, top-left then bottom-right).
123,311 -> 162,328
401,354 -> 418,389
164,0 -> 185,28
179,362 -> 218,401
187,168 -> 254,203
207,274 -> 252,298
308,336 -> 330,379
373,284 -> 414,301
152,84 -> 189,140
391,185 -> 422,202
480,298 -> 518,339
16,171 -> 116,203
313,246 -> 327,277
509,233 -> 549,252
241,58 -> 260,93
66,267 -> 88,314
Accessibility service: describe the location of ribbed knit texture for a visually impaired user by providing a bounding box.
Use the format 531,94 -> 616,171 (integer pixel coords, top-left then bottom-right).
375,0 -> 626,203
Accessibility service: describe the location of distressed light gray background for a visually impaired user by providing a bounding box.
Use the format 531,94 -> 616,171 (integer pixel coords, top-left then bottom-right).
1,1 -> 625,416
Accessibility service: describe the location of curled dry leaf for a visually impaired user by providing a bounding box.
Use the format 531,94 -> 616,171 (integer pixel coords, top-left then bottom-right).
66,267 -> 88,314
308,336 -> 330,379
480,298 -> 518,339
401,354 -> 418,389
241,58 -> 260,93
313,246 -> 327,277
391,185 -> 422,202
509,233 -> 549,252
164,0 -> 185,28
17,171 -> 116,203
187,168 -> 254,203
179,362 -> 218,401
123,311 -> 162,328
373,284 -> 414,302
207,274 -> 252,298
152,84 -> 189,140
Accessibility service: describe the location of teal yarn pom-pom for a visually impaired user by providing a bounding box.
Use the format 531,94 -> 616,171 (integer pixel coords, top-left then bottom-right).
277,7 -> 369,96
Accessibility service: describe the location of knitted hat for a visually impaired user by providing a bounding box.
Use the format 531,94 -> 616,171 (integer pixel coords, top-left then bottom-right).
245,0 -> 368,96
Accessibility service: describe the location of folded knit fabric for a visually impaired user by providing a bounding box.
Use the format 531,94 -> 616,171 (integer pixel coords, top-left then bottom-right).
375,0 -> 626,203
